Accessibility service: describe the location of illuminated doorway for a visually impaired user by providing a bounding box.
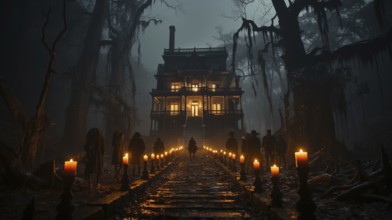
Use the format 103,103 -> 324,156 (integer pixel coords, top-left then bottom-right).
191,101 -> 199,116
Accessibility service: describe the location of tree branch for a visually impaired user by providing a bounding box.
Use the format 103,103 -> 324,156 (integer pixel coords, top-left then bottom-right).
290,0 -> 342,16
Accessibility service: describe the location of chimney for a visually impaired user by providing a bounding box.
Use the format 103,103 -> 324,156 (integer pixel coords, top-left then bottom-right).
169,26 -> 175,52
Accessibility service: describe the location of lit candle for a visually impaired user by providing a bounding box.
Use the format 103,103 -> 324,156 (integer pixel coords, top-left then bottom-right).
271,164 -> 279,177
161,154 -> 164,159
295,149 -> 308,167
151,153 -> 155,160
223,151 -> 226,156
64,159 -> 77,176
156,155 -> 160,160
164,151 -> 168,157
240,155 -> 245,164
232,154 -> 236,160
143,154 -> 148,162
123,153 -> 129,165
228,152 -> 232,158
253,159 -> 260,170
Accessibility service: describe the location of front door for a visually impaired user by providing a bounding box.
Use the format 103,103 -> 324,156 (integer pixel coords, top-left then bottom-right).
191,102 -> 199,117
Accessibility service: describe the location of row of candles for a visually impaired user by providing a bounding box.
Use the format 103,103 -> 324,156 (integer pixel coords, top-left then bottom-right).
203,146 -> 309,175
205,146 -> 315,218
63,146 -> 184,177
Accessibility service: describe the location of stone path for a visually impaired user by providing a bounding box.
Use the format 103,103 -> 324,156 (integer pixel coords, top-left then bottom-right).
127,151 -> 258,219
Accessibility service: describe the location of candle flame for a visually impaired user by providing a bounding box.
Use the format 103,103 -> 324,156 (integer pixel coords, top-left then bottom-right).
70,159 -> 73,162
272,164 -> 277,168
299,149 -> 303,153
125,153 -> 128,157
254,159 -> 258,163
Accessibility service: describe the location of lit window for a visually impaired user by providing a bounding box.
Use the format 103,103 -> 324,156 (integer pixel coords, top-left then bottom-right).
211,84 -> 216,92
170,103 -> 179,115
212,103 -> 221,114
192,84 -> 199,92
171,83 -> 180,92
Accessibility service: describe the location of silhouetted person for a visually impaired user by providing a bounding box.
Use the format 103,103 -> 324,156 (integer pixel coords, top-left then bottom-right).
241,132 -> 251,170
128,132 -> 146,176
188,137 -> 198,160
84,128 -> 105,189
111,131 -> 125,180
276,133 -> 288,167
261,129 -> 277,169
153,137 -> 165,155
248,130 -> 262,163
226,131 -> 238,155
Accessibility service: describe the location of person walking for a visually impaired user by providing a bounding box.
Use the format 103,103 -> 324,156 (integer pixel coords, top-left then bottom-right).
225,131 -> 238,155
241,132 -> 251,171
153,137 -> 165,155
128,132 -> 146,176
247,130 -> 262,164
188,137 -> 198,160
84,128 -> 105,189
261,129 -> 277,170
111,131 -> 125,180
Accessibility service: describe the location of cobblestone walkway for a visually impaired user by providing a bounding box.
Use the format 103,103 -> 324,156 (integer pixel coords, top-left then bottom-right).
127,151 -> 257,219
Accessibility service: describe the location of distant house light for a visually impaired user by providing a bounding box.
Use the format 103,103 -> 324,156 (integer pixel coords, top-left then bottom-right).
211,84 -> 216,92
192,84 -> 199,92
171,83 -> 180,92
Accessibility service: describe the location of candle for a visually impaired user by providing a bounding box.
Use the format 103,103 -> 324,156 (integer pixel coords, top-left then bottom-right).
253,159 -> 260,170
295,149 -> 308,167
232,154 -> 236,160
151,153 -> 155,160
240,155 -> 245,164
123,153 -> 129,165
156,155 -> 160,160
164,152 -> 168,157
161,154 -> 164,158
143,154 -> 148,162
271,164 -> 279,177
64,159 -> 77,176
228,152 -> 232,158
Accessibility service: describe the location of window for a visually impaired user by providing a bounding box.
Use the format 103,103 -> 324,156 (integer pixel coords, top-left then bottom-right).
171,83 -> 180,92
211,84 -> 216,92
191,101 -> 199,116
212,103 -> 221,114
170,103 -> 179,115
191,83 -> 199,92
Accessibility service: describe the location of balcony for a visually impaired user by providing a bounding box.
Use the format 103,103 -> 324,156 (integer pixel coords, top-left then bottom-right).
151,110 -> 185,117
204,110 -> 243,117
151,87 -> 243,96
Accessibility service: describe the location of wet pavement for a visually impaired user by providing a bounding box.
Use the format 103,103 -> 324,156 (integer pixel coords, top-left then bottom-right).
124,151 -> 259,219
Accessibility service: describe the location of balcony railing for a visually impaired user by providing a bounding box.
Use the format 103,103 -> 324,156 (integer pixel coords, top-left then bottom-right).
151,87 -> 243,95
151,110 -> 242,117
151,110 -> 185,117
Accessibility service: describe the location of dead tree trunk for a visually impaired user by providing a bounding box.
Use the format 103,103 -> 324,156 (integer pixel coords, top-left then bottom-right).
102,0 -> 153,139
63,0 -> 106,148
0,0 -> 67,170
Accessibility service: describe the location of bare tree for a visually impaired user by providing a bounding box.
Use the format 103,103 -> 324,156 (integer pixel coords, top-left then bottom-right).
0,0 -> 68,170
232,0 -> 392,156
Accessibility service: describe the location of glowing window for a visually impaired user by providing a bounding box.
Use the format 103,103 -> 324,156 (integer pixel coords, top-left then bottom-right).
212,103 -> 221,114
170,103 -> 179,115
171,83 -> 180,92
211,84 -> 216,92
192,84 -> 199,92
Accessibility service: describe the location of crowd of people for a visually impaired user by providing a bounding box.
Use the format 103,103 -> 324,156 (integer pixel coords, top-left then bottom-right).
81,127 -> 287,189
226,129 -> 287,171
82,128 -> 151,189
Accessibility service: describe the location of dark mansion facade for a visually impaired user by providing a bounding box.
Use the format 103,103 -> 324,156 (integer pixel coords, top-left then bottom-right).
150,26 -> 244,147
